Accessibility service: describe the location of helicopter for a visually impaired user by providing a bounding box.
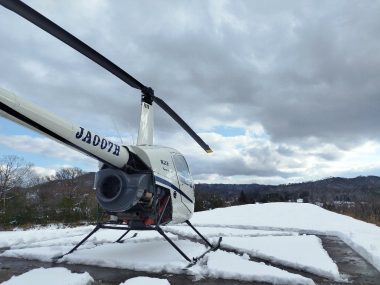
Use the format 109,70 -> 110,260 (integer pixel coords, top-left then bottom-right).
0,0 -> 221,263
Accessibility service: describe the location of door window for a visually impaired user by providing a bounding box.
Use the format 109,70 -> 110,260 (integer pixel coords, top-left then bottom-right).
173,155 -> 193,187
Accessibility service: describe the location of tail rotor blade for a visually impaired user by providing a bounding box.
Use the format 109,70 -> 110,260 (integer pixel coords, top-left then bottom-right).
153,96 -> 212,153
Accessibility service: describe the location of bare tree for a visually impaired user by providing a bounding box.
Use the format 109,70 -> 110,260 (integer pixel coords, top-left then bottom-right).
47,167 -> 88,222
50,167 -> 85,199
0,155 -> 33,213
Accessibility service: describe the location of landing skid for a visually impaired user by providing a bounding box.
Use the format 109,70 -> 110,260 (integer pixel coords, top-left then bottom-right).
52,220 -> 221,264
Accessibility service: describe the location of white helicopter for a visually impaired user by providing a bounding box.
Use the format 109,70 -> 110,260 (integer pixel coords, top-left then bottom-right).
0,0 -> 221,263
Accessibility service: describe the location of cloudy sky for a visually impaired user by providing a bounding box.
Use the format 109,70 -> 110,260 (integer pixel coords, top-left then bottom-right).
1,0 -> 380,184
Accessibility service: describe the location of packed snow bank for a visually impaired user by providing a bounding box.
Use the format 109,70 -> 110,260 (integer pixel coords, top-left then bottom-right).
192,203 -> 380,271
63,239 -> 204,273
1,203 -> 378,283
164,225 -> 297,238
119,276 -> 170,285
0,225 -> 93,248
0,226 -> 176,250
221,235 -> 340,280
1,245 -> 82,262
1,267 -> 93,285
1,239 -> 205,274
203,251 -> 315,285
1,238 -> 314,284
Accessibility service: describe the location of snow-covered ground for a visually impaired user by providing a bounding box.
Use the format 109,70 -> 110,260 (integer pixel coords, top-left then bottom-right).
224,235 -> 340,280
1,267 -> 94,285
0,203 -> 379,284
2,268 -> 168,285
119,277 -> 170,285
191,203 -> 380,272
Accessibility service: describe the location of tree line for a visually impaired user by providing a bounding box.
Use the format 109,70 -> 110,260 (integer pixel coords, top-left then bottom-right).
1,154 -> 380,228
0,155 -> 98,228
195,187 -> 380,226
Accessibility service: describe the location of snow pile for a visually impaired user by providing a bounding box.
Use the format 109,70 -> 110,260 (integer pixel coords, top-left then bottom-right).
0,225 -> 93,248
203,251 -> 315,285
1,267 -> 93,285
2,245 -> 80,262
65,238 -> 316,284
192,202 -> 380,271
221,235 -> 340,280
164,225 -> 297,238
1,237 -> 317,284
2,239 -> 204,274
63,239 -> 204,273
119,276 -> 170,285
1,227 -> 177,250
2,203 -> 380,284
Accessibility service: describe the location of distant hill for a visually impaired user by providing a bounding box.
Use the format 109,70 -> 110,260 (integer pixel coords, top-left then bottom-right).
30,173 -> 380,204
3,173 -> 380,227
195,176 -> 380,205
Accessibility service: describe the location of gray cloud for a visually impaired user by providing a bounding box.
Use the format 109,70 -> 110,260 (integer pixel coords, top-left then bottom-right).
1,0 -> 380,182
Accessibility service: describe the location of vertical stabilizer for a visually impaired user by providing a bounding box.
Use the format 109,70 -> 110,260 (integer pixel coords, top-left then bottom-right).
137,99 -> 154,145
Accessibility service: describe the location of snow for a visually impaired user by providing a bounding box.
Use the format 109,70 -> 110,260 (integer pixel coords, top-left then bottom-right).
192,202 -> 380,271
1,267 -> 93,285
203,251 -> 315,285
164,225 -> 297,238
1,203 -> 380,284
221,235 -> 340,280
2,245 -> 77,262
1,239 -> 205,274
1,226 -> 177,250
0,225 -> 93,248
0,238 -> 316,284
119,276 -> 170,285
0,234 -> 318,284
63,239 -> 204,274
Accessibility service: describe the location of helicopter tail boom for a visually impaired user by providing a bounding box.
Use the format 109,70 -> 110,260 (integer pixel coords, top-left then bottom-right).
0,88 -> 129,168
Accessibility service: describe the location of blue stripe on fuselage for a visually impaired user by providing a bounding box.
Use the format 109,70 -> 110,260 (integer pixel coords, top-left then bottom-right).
154,176 -> 193,204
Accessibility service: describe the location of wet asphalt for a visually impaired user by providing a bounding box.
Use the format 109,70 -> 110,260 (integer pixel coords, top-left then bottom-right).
0,234 -> 379,285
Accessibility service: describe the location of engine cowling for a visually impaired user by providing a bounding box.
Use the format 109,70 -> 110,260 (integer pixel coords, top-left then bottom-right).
95,168 -> 153,212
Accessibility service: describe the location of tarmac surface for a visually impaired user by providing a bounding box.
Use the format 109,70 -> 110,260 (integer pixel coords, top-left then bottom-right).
0,234 -> 379,284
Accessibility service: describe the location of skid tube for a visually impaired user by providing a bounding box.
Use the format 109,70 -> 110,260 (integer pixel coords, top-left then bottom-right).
52,220 -> 222,264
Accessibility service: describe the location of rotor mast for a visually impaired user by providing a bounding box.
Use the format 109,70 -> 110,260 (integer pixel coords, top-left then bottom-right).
137,91 -> 154,146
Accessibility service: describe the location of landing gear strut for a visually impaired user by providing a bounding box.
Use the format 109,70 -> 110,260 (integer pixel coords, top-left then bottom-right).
53,220 -> 222,264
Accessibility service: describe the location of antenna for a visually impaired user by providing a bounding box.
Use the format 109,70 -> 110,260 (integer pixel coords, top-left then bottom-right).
111,117 -> 124,145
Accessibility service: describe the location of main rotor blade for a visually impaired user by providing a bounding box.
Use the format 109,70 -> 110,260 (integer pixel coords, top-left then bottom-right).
1,0 -> 213,153
153,96 -> 213,153
0,0 -> 145,91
